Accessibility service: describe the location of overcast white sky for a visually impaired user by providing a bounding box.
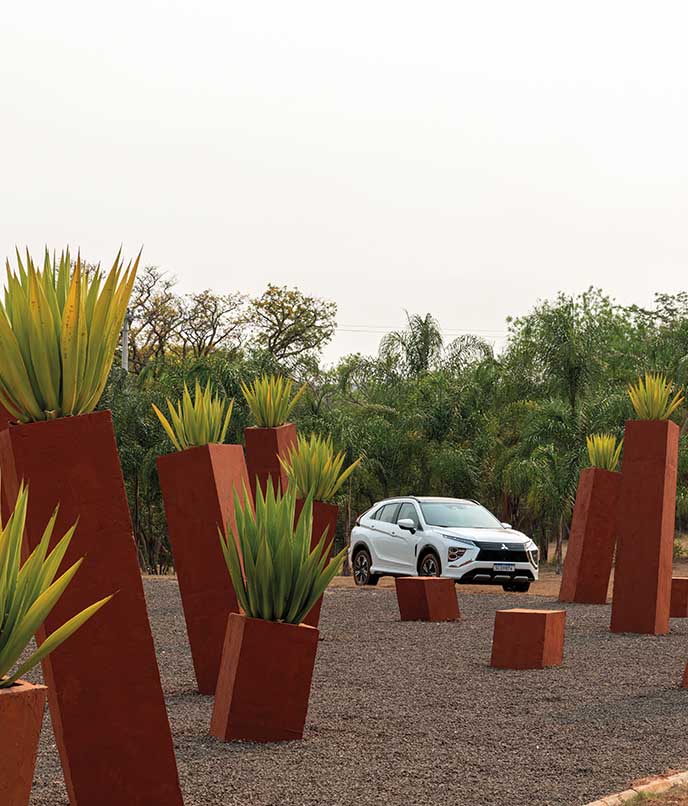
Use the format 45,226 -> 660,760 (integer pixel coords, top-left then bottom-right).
2,2 -> 687,364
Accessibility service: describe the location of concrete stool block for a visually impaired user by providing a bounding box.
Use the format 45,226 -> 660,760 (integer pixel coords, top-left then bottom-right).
671,578 -> 688,618
491,608 -> 566,669
395,577 -> 460,622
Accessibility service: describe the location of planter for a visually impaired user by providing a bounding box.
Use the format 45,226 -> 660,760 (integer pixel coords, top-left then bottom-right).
295,498 -> 339,628
395,577 -> 461,622
210,612 -> 319,742
244,423 -> 297,496
559,467 -> 621,604
490,608 -> 566,669
157,443 -> 251,693
671,578 -> 688,618
0,411 -> 183,806
0,680 -> 47,806
611,420 -> 678,635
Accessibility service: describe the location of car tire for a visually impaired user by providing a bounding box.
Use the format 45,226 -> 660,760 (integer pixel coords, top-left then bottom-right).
418,549 -> 441,577
502,580 -> 531,593
352,548 -> 379,586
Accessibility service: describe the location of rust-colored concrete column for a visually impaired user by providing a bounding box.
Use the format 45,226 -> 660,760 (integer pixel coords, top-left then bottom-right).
0,412 -> 183,806
670,578 -> 688,618
157,443 -> 251,694
0,403 -> 13,523
295,498 -> 338,628
559,467 -> 621,604
244,423 -> 297,497
491,609 -> 566,669
211,613 -> 319,743
611,419 -> 679,635
395,577 -> 461,622
0,680 -> 47,806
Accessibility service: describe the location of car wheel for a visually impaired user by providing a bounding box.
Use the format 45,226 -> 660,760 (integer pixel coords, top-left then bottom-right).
418,550 -> 441,577
503,580 -> 531,593
352,548 -> 379,586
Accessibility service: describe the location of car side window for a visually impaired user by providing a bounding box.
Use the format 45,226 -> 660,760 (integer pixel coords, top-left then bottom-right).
397,502 -> 420,529
369,506 -> 384,521
378,503 -> 401,523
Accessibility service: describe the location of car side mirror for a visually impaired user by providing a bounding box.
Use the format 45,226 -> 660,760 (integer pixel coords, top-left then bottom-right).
398,518 -> 416,533
501,522 -> 512,530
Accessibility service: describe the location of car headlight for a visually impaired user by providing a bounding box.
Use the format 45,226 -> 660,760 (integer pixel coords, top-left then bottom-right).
447,546 -> 468,562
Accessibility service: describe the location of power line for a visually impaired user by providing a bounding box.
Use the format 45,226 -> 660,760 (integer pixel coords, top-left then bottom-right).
335,324 -> 508,336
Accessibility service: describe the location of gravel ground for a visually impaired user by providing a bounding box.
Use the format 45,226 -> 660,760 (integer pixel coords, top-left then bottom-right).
27,578 -> 688,806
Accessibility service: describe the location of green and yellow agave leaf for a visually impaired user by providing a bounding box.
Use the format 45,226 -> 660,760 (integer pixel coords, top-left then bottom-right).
219,480 -> 346,625
152,380 -> 234,452
0,484 -> 113,688
586,433 -> 623,472
279,433 -> 362,502
0,247 -> 139,423
240,374 -> 307,428
628,372 -> 685,420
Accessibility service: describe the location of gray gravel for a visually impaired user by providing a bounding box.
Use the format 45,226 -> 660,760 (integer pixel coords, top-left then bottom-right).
28,578 -> 688,806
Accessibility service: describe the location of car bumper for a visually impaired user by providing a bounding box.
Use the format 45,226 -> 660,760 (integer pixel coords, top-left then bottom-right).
443,560 -> 538,585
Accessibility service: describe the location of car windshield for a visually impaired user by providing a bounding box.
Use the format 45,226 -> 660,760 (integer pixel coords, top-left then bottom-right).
420,501 -> 502,529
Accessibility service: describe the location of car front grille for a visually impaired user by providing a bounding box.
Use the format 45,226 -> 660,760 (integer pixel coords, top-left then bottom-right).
476,547 -> 529,563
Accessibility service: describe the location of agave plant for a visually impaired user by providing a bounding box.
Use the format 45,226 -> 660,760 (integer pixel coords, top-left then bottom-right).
628,372 -> 684,420
0,485 -> 112,688
152,380 -> 233,452
279,433 -> 362,502
219,481 -> 345,624
586,433 -> 622,472
0,248 -> 138,423
240,375 -> 307,428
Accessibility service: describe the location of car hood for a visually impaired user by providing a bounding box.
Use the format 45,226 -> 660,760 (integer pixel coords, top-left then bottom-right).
437,526 -> 530,544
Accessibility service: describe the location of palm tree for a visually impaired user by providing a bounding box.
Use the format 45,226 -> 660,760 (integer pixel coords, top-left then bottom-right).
379,312 -> 444,376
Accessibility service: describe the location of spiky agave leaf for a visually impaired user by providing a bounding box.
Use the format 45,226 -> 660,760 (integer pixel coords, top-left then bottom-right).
628,372 -> 685,420
152,380 -> 234,452
586,433 -> 623,472
0,248 -> 138,422
0,484 -> 113,687
219,480 -> 345,625
279,433 -> 362,502
240,374 -> 307,428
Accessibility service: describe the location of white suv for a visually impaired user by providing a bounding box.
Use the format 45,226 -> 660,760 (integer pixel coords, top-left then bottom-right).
349,496 -> 538,592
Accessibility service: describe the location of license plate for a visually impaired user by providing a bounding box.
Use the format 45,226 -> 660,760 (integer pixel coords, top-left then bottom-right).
493,562 -> 515,572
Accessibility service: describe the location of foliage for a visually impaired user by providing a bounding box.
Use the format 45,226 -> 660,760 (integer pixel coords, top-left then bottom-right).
0,248 -> 137,422
279,433 -> 362,502
97,285 -> 688,574
0,485 -> 112,687
219,482 -> 346,623
586,433 -> 623,471
628,372 -> 684,420
152,379 -> 233,451
241,374 -> 307,427
249,284 -> 337,369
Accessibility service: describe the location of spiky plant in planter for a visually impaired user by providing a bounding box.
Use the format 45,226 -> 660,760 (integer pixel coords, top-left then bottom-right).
154,380 -> 248,695
219,481 -> 344,623
628,372 -> 684,420
240,374 -> 307,495
0,246 -> 183,804
240,375 -> 306,428
0,485 -> 111,805
586,433 -> 622,472
0,248 -> 137,422
211,481 -> 345,743
153,380 -> 234,451
610,372 -> 684,634
279,433 -> 361,503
